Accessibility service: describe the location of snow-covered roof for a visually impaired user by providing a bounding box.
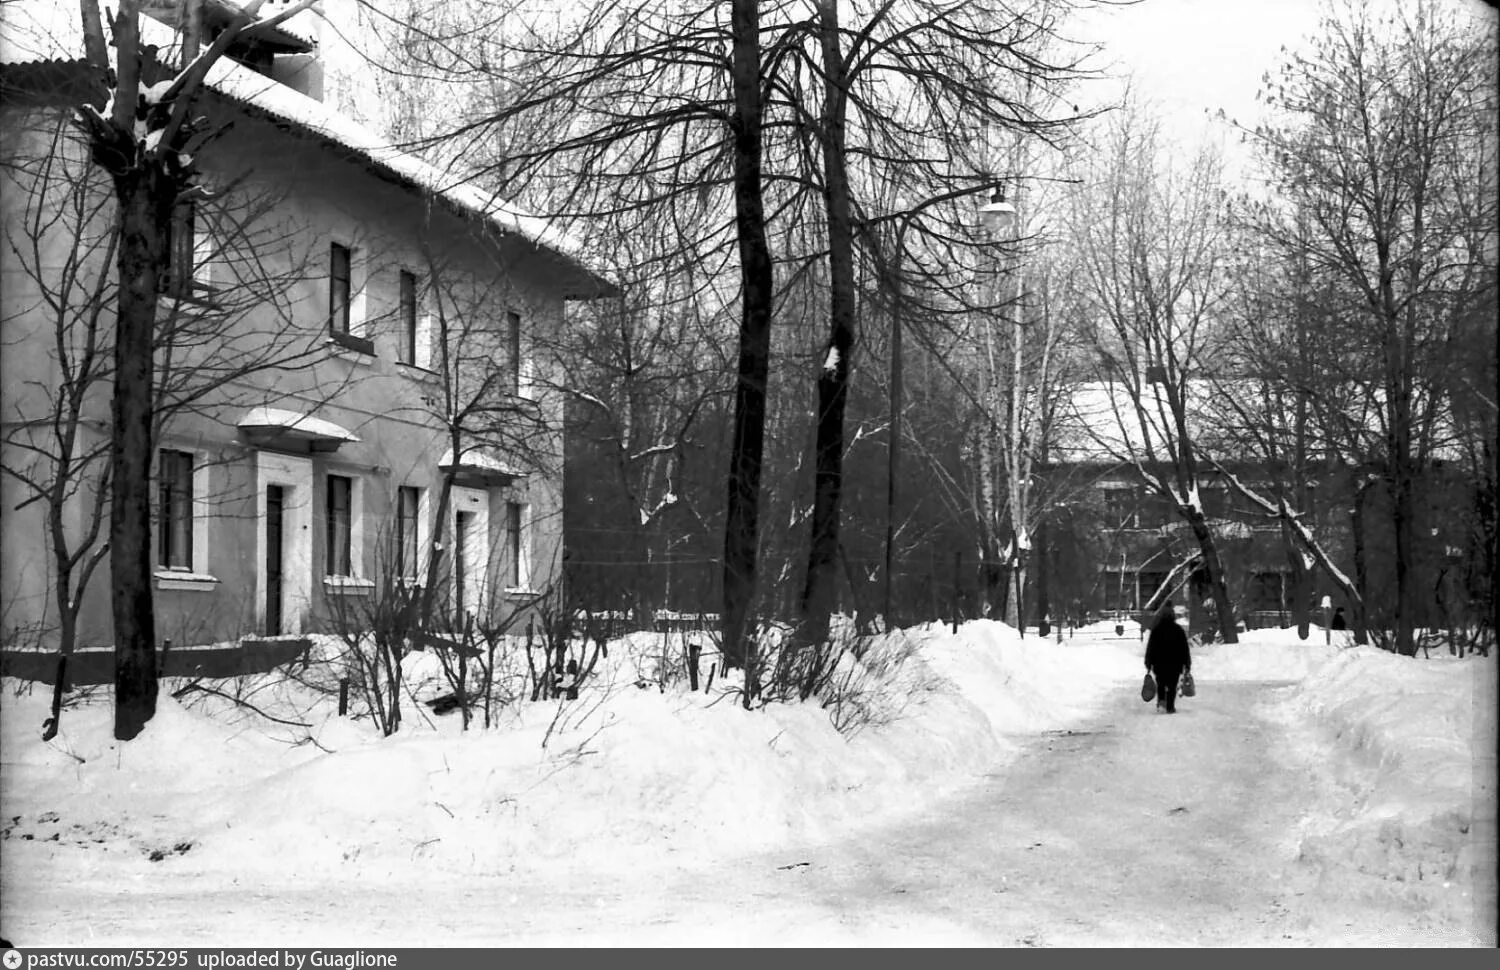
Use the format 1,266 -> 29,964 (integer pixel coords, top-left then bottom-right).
237,406 -> 359,444
438,447 -> 523,483
0,2 -> 617,299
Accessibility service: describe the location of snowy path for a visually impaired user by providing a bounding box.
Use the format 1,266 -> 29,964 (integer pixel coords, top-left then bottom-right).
7,676 -> 1479,947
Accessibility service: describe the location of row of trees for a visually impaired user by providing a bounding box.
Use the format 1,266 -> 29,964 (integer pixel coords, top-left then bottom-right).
5,0 -> 1493,738
372,0 -> 1491,659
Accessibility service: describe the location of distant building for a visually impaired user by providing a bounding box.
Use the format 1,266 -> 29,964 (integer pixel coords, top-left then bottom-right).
1040,382 -> 1481,637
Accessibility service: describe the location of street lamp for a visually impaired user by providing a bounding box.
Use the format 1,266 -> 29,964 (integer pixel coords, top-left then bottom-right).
979,187 -> 1017,234
978,183 -> 1027,634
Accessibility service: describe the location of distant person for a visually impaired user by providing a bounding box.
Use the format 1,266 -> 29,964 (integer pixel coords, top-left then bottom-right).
1331,606 -> 1348,631
1145,600 -> 1192,714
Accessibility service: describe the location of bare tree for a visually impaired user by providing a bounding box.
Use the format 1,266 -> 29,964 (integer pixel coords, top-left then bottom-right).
68,0 -> 317,737
1241,0 -> 1497,654
1,107 -> 325,739
1065,104 -> 1241,643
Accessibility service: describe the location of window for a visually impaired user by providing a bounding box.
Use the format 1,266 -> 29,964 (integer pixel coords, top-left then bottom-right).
329,243 -> 351,335
505,501 -> 527,589
1103,487 -> 1137,529
1103,570 -> 1130,613
326,474 -> 353,576
396,485 -> 420,580
158,450 -> 194,569
163,200 -> 209,299
1202,485 -> 1230,519
1141,490 -> 1176,529
1248,571 -> 1286,613
506,311 -> 522,396
398,270 -> 419,365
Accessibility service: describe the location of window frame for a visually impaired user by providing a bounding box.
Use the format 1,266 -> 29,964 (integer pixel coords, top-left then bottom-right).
505,500 -> 531,591
157,449 -> 195,570
396,484 -> 421,581
398,269 -> 419,365
506,310 -> 522,396
327,242 -> 374,356
1103,486 -> 1138,530
326,473 -> 353,577
329,242 -> 351,335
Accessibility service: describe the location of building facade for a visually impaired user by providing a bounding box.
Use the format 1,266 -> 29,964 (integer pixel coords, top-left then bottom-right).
0,3 -> 613,654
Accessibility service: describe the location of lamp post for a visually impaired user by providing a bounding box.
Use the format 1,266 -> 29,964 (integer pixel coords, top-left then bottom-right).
883,210 -> 916,631
979,187 -> 1025,633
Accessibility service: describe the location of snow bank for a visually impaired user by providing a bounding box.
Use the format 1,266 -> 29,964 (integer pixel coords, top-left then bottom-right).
1193,626 -> 1344,681
0,620 -> 1130,881
1269,643 -> 1495,908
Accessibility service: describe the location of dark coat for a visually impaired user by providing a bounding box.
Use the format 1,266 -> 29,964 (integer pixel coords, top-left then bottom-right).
1145,614 -> 1191,676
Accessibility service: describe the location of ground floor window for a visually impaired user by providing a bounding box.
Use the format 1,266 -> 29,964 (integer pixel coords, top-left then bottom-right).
157,449 -> 194,569
396,485 -> 421,580
505,501 -> 530,589
326,474 -> 353,576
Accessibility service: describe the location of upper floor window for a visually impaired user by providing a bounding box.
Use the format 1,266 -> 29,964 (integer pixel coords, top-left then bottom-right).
1202,485 -> 1230,519
328,243 -> 374,355
1103,487 -> 1137,530
163,199 -> 211,300
398,270 -> 419,365
158,449 -> 194,569
506,310 -> 522,396
329,243 -> 352,335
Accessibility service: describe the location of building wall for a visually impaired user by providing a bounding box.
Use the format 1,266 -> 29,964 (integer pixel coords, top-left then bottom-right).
1,94 -> 572,653
1040,462 -> 1481,635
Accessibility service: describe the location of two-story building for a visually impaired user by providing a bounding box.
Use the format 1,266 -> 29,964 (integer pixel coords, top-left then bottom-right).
0,2 -> 614,657
1041,380 -> 1480,638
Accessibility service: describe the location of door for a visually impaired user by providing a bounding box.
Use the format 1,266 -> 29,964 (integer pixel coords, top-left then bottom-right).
266,484 -> 284,635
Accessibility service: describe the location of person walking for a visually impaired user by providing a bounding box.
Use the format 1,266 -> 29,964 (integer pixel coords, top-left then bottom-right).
1145,600 -> 1192,714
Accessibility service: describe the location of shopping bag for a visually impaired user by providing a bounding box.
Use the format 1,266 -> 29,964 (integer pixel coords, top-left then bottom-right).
1181,670 -> 1196,698
1141,672 -> 1156,703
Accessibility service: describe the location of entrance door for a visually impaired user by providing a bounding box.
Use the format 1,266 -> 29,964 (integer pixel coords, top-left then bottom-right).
266,484 -> 285,635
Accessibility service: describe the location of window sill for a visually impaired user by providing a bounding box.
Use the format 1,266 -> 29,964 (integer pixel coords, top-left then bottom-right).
325,334 -> 376,366
155,570 -> 221,591
324,576 -> 376,596
157,284 -> 219,313
395,361 -> 440,382
504,587 -> 543,598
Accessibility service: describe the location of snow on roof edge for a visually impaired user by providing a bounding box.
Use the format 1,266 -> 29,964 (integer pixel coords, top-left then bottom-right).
0,3 -> 618,299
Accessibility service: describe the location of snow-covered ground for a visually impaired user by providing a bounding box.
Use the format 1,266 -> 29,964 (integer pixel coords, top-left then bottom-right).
1,619 -> 1494,946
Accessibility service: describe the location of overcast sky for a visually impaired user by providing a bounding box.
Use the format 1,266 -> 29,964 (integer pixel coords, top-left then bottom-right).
1065,0 -> 1326,175
1066,0 -> 1495,176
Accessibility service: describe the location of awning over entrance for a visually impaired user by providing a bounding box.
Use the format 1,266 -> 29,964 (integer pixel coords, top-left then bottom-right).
439,447 -> 522,486
238,407 -> 359,453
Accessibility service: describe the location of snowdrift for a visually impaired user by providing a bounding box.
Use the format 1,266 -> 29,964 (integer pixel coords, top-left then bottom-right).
1270,642 -> 1494,904
0,619 -> 1489,917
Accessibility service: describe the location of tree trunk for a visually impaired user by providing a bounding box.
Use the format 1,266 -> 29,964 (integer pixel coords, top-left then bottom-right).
1283,516 -> 1311,640
798,0 -> 854,652
1185,511 -> 1239,643
721,0 -> 774,697
1391,459 -> 1418,655
1351,477 -> 1373,646
110,175 -> 166,740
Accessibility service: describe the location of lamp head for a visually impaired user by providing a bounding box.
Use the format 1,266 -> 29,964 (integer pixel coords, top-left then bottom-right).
979,188 -> 1016,233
